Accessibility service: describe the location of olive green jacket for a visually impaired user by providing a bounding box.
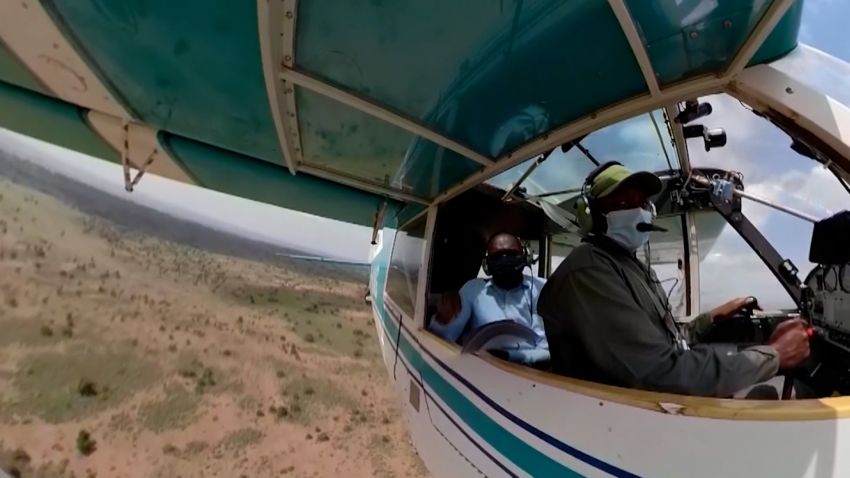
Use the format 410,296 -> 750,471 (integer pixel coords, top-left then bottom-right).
537,236 -> 779,397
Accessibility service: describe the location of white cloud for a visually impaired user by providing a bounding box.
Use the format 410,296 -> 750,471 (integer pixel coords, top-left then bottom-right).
748,165 -> 849,218
699,245 -> 796,310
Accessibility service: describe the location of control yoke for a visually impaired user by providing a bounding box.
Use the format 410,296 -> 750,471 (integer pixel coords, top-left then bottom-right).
679,169 -> 804,307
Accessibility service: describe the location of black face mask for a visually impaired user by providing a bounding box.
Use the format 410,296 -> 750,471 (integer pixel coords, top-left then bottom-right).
486,254 -> 526,289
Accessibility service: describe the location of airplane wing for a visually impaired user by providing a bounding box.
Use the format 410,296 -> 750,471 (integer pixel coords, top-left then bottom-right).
275,253 -> 368,267
0,1 -> 805,227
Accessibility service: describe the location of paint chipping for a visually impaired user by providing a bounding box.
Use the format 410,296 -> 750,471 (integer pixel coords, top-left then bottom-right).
658,402 -> 685,415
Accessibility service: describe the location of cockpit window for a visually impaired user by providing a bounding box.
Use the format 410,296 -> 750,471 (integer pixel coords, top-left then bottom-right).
694,211 -> 795,311
386,215 -> 428,318
688,94 -> 850,299
487,109 -> 680,205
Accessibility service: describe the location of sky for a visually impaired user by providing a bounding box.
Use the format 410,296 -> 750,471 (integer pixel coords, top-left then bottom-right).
1,0 -> 849,310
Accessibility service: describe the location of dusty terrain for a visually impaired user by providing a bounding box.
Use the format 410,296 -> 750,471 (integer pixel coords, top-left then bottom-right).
0,167 -> 427,477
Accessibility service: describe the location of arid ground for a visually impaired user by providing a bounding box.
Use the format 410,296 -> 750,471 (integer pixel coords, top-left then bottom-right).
0,161 -> 428,478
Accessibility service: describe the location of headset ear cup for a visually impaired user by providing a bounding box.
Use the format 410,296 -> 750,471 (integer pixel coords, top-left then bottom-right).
575,196 -> 593,234
576,160 -> 622,235
522,240 -> 531,268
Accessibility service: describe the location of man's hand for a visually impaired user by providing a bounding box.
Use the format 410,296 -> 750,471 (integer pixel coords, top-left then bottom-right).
710,296 -> 759,322
435,291 -> 461,325
768,319 -> 811,369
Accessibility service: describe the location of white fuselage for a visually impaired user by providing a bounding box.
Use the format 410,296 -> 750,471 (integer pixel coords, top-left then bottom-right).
370,227 -> 850,478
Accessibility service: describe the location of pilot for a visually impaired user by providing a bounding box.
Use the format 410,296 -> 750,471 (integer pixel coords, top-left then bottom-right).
429,233 -> 549,365
537,162 -> 811,397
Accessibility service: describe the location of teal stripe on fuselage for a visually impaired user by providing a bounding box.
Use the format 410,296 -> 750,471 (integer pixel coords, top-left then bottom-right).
370,232 -> 582,478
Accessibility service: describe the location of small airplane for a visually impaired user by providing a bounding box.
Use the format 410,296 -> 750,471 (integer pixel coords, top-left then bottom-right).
2,1 -> 850,476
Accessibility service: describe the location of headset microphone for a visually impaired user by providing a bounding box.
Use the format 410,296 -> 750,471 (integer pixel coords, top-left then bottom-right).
636,223 -> 667,232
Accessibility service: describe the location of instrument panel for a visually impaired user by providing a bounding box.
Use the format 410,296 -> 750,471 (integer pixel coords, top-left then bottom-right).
806,265 -> 850,340
699,263 -> 850,397
803,264 -> 850,396
841,264 -> 850,293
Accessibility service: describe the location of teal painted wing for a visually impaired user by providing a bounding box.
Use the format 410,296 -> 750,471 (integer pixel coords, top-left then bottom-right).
0,0 -> 804,225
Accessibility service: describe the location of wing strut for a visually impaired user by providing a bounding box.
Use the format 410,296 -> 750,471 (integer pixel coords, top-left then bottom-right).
371,201 -> 387,245
120,121 -> 157,192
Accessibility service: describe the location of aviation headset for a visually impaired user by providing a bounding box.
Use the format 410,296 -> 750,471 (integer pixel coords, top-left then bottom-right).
481,233 -> 534,276
481,232 -> 537,325
575,160 -> 624,234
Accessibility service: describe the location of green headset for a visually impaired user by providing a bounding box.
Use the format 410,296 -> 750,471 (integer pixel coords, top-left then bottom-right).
481,233 -> 534,275
575,161 -> 624,235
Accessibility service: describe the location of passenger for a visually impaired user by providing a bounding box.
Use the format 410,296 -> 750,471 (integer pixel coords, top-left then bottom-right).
537,162 -> 810,397
429,233 -> 549,365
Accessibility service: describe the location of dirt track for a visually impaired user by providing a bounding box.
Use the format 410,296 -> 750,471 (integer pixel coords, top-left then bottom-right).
0,175 -> 427,478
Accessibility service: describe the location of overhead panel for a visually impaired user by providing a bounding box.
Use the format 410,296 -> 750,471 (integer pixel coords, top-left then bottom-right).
295,0 -> 647,160
622,0 -> 802,85
41,0 -> 282,164
296,87 -> 481,199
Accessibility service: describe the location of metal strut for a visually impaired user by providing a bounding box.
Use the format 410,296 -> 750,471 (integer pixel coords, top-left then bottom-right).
371,201 -> 388,245
687,172 -> 804,306
120,121 -> 157,192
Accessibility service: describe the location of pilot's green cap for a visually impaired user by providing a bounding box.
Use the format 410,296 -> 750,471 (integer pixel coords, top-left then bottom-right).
589,164 -> 662,199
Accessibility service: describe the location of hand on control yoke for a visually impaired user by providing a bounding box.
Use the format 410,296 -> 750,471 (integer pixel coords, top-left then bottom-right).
710,296 -> 760,322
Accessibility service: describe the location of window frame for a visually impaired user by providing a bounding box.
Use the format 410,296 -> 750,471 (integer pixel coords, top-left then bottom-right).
384,206 -> 437,329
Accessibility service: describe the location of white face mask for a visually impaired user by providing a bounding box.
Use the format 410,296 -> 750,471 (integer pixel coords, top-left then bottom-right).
604,206 -> 655,251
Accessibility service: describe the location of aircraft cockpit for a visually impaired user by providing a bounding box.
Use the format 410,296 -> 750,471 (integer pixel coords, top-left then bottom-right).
407,88 -> 850,400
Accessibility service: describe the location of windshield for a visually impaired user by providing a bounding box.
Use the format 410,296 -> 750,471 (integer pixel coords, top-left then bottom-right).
488,109 -> 679,204
688,93 -> 850,309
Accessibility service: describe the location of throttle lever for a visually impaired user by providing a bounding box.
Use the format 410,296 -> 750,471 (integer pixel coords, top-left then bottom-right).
780,326 -> 819,400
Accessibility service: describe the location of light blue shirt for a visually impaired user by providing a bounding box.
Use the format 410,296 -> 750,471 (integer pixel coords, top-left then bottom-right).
429,274 -> 549,363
